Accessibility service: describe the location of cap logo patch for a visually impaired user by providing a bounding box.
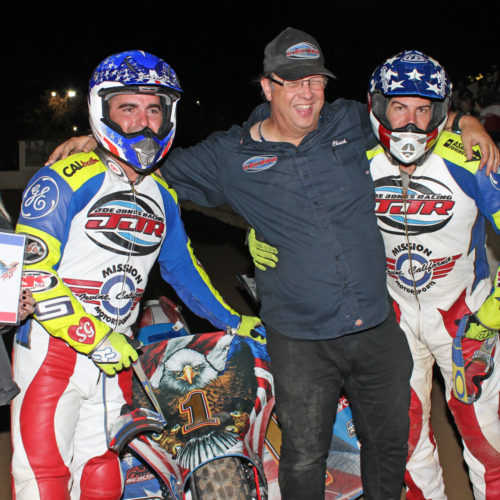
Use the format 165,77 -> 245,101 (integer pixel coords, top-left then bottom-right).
286,43 -> 320,60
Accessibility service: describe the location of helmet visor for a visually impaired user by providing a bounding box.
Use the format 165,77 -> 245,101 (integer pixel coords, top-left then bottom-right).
370,93 -> 450,134
99,85 -> 180,141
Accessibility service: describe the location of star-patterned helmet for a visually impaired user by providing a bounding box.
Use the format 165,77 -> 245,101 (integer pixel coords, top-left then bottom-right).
368,50 -> 452,165
88,50 -> 182,173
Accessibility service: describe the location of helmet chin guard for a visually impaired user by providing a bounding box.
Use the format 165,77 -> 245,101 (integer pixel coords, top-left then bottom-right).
368,50 -> 452,166
134,133 -> 163,168
389,130 -> 432,165
88,51 -> 182,173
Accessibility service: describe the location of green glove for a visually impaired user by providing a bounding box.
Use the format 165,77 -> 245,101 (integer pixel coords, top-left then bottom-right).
235,315 -> 266,344
475,270 -> 500,330
90,331 -> 139,376
247,228 -> 279,271
464,315 -> 498,341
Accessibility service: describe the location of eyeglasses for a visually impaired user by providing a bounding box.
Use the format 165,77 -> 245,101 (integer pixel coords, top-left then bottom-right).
268,76 -> 326,92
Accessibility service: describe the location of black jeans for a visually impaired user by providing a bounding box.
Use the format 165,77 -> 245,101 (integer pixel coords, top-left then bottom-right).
266,311 -> 413,500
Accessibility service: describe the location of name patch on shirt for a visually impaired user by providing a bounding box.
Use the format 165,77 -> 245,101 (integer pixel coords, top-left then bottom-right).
332,138 -> 348,147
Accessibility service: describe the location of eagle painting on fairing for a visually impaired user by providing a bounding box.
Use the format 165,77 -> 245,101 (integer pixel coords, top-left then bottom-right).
132,332 -> 262,471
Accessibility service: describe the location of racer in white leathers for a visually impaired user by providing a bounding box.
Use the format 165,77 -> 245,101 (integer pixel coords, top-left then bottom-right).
249,50 -> 500,499
367,51 -> 499,500
11,51 -> 261,500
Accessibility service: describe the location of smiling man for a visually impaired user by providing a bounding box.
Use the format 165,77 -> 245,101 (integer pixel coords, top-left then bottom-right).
256,74 -> 327,143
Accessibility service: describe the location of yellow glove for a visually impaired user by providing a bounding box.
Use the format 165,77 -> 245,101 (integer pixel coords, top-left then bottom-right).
247,228 -> 279,271
234,315 -> 266,344
90,331 -> 139,376
475,271 -> 500,330
464,315 -> 498,341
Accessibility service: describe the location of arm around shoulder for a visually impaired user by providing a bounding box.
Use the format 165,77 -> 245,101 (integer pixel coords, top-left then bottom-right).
161,134 -> 230,206
46,136 -> 98,165
446,112 -> 499,173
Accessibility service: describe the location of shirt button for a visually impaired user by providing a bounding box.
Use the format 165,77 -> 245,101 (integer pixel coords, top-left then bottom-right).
355,318 -> 363,327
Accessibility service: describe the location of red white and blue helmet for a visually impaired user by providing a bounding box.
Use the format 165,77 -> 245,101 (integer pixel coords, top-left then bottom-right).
88,50 -> 182,173
368,50 -> 452,165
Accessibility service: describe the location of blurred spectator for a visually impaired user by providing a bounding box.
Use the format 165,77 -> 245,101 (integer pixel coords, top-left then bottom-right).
479,92 -> 500,142
452,82 -> 477,115
477,79 -> 498,109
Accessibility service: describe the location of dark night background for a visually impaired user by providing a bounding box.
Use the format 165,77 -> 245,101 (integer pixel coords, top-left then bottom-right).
3,1 -> 499,168
2,0 -> 497,323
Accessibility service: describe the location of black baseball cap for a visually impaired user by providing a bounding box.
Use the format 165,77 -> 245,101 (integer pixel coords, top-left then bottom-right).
263,27 -> 336,81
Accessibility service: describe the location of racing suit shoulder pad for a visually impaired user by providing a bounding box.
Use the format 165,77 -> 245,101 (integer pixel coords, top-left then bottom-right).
433,131 -> 481,174
50,152 -> 107,189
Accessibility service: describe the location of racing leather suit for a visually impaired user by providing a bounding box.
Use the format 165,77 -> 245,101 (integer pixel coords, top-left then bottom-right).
11,150 -> 241,500
368,131 -> 500,500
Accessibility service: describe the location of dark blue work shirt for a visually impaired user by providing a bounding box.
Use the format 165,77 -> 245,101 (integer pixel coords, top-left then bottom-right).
161,99 -> 389,339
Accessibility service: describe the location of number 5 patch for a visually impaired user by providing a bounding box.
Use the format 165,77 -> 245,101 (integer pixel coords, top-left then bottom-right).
35,296 -> 74,321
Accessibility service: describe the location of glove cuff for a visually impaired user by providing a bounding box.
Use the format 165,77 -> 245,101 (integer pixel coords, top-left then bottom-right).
473,313 -> 499,333
245,227 -> 252,246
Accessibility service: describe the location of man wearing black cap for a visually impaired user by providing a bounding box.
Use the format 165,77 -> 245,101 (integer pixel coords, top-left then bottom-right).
234,28 -> 413,499
254,27 -> 336,146
46,28 -> 498,499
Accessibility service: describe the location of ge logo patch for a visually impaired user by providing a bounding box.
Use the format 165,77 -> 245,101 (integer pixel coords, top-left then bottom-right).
85,191 -> 165,256
21,176 -> 59,219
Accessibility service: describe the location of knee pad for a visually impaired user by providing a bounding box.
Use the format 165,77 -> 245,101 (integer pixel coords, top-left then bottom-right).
79,450 -> 123,500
